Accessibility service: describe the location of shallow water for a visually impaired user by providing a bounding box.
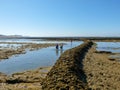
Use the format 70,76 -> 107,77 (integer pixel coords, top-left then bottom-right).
109,55 -> 120,59
0,38 -> 68,44
0,44 -> 22,49
96,42 -> 120,53
0,40 -> 83,75
0,39 -> 38,43
96,42 -> 120,61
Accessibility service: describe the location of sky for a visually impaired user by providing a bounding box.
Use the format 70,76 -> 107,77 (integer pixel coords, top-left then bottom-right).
0,0 -> 120,37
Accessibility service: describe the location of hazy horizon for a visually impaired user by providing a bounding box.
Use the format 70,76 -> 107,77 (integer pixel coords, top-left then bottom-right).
0,0 -> 120,37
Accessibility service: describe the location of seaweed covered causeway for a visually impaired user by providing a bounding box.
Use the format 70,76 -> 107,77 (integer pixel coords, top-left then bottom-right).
42,41 -> 93,90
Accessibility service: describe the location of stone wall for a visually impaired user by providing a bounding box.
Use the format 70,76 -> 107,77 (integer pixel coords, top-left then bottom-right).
42,41 -> 93,90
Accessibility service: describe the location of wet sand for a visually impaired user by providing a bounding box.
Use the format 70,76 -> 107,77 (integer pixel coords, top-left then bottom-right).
0,41 -> 93,90
0,42 -> 57,89
0,66 -> 52,90
83,45 -> 120,90
0,41 -> 120,90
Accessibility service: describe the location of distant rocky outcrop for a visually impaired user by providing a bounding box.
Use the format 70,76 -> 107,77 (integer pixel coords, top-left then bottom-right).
42,41 -> 93,90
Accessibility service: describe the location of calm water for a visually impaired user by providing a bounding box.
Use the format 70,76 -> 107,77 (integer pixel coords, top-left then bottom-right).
96,42 -> 120,53
0,39 -> 83,75
0,44 -> 22,49
0,40 -> 120,75
0,38 -> 69,44
0,39 -> 38,43
96,42 -> 120,61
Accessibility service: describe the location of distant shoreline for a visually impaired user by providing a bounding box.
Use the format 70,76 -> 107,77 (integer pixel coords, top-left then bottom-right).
0,36 -> 120,42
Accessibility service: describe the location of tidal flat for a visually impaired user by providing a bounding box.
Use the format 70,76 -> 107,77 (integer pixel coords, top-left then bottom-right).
0,39 -> 58,90
0,42 -> 57,60
0,66 -> 51,90
83,45 -> 120,90
0,39 -> 120,90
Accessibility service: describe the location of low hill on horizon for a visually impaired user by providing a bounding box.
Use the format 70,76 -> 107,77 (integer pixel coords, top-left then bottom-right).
0,34 -> 23,38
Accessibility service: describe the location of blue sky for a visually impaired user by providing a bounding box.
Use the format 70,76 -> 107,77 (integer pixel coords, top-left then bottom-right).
0,0 -> 120,37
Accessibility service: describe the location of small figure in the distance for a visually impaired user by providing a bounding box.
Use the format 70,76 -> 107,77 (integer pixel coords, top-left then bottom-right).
60,43 -> 63,54
56,44 -> 59,49
60,43 -> 63,50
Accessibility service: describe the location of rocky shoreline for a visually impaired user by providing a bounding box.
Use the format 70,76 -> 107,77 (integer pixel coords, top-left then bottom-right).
0,41 -> 120,90
83,45 -> 120,90
42,41 -> 93,90
0,66 -> 52,90
0,41 -> 93,90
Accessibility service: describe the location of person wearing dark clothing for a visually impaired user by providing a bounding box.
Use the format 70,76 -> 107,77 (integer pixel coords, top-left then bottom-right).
56,44 -> 59,49
60,44 -> 63,49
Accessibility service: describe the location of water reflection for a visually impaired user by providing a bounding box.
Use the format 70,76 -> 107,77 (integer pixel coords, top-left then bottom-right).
55,48 -> 63,56
0,40 -> 83,75
56,49 -> 59,56
60,48 -> 63,54
71,41 -> 73,48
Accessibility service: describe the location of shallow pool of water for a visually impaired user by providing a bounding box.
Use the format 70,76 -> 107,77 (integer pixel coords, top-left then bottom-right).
0,39 -> 38,43
96,42 -> 120,62
0,41 -> 83,75
0,44 -> 22,49
0,38 -> 69,44
109,54 -> 120,59
96,42 -> 120,53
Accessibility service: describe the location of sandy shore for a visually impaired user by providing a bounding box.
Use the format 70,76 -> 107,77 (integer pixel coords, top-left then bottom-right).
0,66 -> 52,90
83,45 -> 120,90
0,41 -> 64,89
0,41 -> 120,90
